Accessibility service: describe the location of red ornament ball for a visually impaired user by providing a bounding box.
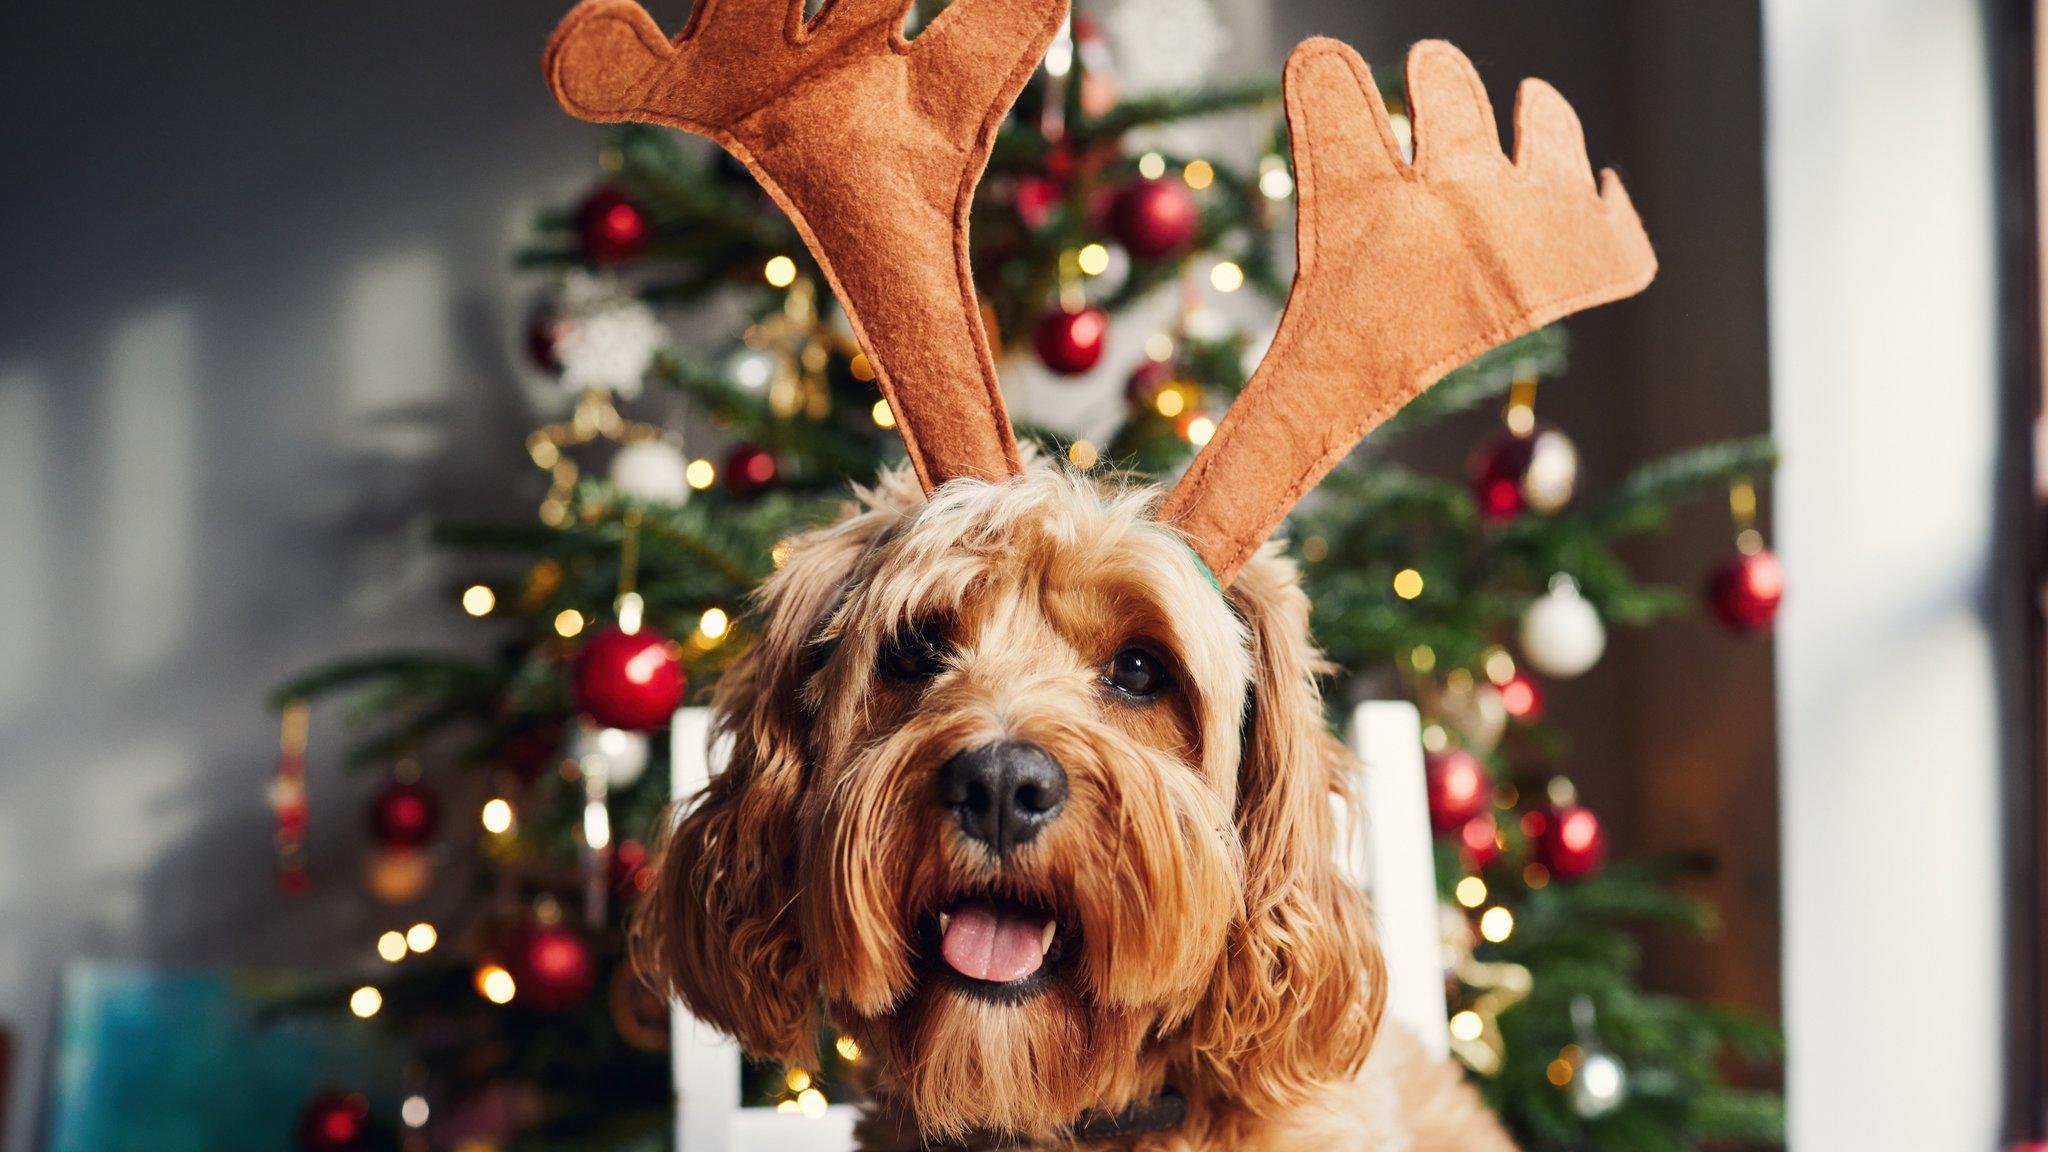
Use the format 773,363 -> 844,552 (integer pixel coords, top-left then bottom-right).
1014,175 -> 1061,230
1706,548 -> 1784,632
1498,671 -> 1545,722
1033,306 -> 1109,375
517,925 -> 598,1011
574,626 -> 685,731
366,780 -> 441,850
724,444 -> 780,496
1538,804 -> 1608,879
575,184 -> 651,265
525,306 -> 571,374
1109,178 -> 1200,259
1425,749 -> 1492,833
1457,812 -> 1502,869
296,1091 -> 370,1152
1468,424 -> 1579,522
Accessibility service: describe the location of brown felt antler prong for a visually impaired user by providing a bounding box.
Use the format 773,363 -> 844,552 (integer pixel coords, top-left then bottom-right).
545,0 -> 1069,491
1159,39 -> 1656,585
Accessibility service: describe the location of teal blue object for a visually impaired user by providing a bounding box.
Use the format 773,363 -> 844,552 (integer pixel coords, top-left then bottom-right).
45,962 -> 393,1152
1153,524 -> 1223,594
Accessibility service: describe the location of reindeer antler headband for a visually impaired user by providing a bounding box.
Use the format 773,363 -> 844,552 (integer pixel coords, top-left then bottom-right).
545,0 -> 1656,586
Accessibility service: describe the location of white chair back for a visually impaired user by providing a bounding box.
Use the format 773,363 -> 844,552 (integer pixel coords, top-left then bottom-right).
667,702 -> 1445,1150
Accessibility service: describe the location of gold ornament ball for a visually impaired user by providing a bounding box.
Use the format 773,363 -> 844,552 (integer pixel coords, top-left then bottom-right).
364,847 -> 433,905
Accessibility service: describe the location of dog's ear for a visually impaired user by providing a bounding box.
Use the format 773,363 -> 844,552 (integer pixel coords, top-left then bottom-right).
633,493 -> 903,1068
1189,547 -> 1386,1111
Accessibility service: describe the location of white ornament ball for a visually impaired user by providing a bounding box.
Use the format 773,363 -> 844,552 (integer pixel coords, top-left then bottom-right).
608,440 -> 692,506
1570,1049 -> 1629,1118
725,346 -> 778,391
574,724 -> 651,789
1519,576 -> 1607,678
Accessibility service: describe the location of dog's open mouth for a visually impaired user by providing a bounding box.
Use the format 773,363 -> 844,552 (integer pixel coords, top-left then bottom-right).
922,894 -> 1071,1002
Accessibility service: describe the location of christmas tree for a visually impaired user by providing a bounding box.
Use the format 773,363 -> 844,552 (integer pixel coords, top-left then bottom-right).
270,8 -> 1784,1150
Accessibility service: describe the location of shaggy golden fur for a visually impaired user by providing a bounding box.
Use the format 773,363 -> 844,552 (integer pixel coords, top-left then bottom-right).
636,461 -> 1516,1151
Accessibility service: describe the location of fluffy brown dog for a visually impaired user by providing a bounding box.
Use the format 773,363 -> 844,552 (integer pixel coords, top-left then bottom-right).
637,462 -> 1515,1151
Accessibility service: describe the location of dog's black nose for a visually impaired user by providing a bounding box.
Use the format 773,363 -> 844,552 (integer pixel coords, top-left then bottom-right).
939,741 -> 1067,857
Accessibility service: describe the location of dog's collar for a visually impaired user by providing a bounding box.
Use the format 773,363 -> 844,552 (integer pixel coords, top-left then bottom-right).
872,1087 -> 1188,1151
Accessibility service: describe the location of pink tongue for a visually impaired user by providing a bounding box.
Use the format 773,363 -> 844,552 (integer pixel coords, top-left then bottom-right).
940,905 -> 1046,984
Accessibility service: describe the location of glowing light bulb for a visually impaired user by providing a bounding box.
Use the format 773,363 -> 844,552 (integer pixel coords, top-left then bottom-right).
685,459 -> 716,490
616,591 -> 645,636
477,965 -> 516,1004
1392,569 -> 1425,600
871,399 -> 896,429
1183,159 -> 1215,190
700,607 -> 731,641
406,923 -> 438,953
1479,906 -> 1515,943
481,797 -> 514,835
1455,876 -> 1488,909
1259,162 -> 1294,200
1138,152 -> 1166,180
1449,1010 -> 1483,1042
764,256 -> 798,287
1077,244 -> 1110,276
1208,261 -> 1244,293
554,609 -> 585,638
461,585 -> 495,617
377,932 -> 407,963
349,986 -> 383,1019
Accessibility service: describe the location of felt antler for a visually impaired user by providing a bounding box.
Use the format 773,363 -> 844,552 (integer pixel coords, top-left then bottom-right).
546,0 -> 1069,490
1159,40 -> 1657,585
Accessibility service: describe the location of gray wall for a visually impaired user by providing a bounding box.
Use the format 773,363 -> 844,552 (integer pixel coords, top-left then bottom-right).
0,0 -> 599,1143
0,0 -> 1778,1145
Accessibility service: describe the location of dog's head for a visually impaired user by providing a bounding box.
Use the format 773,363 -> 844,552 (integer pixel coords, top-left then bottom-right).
636,463 -> 1384,1139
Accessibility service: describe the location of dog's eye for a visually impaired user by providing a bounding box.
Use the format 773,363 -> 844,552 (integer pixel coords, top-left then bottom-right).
1104,645 -> 1170,699
879,623 -> 948,682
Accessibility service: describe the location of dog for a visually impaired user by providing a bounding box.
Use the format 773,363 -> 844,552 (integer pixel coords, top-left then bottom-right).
633,460 -> 1518,1151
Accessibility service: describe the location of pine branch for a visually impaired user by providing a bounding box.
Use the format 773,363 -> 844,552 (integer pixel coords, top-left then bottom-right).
1372,327 -> 1572,442
267,653 -> 498,711
991,81 -> 1282,167
1584,436 -> 1780,536
1684,1089 -> 1787,1143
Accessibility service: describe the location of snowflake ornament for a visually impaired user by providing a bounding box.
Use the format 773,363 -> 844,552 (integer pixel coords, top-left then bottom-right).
552,272 -> 667,399
1104,0 -> 1227,96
